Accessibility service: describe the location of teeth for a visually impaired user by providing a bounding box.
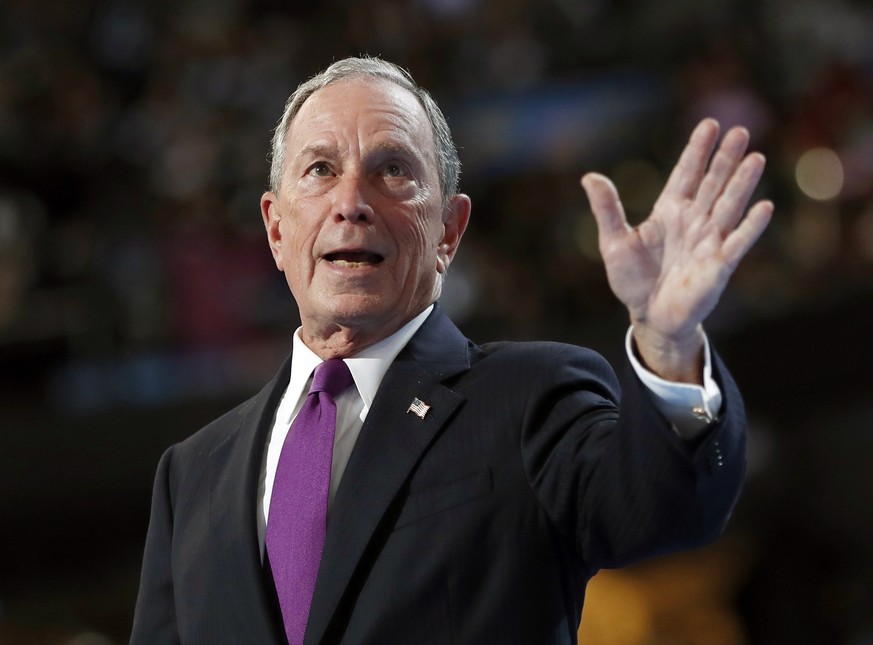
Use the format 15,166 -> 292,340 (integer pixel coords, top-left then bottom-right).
331,259 -> 369,267
327,251 -> 383,266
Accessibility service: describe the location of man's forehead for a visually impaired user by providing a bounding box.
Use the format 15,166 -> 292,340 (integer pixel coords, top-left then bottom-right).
286,77 -> 437,160
294,81 -> 427,137
295,78 -> 425,129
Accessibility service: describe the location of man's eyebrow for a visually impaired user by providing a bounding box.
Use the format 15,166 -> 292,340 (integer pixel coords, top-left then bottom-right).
292,144 -> 337,164
291,140 -> 428,167
369,141 -> 428,166
371,141 -> 415,155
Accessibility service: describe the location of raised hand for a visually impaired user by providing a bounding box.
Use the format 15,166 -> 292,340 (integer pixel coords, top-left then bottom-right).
581,119 -> 773,383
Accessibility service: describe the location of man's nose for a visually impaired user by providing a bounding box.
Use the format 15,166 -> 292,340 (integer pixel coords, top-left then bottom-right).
333,172 -> 375,224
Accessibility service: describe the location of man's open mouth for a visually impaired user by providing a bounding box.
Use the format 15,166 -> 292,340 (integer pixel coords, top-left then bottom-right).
324,251 -> 384,267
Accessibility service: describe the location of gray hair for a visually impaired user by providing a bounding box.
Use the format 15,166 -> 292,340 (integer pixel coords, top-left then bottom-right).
268,57 -> 461,205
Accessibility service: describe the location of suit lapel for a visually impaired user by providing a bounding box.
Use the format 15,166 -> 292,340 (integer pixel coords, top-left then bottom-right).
305,305 -> 471,644
206,354 -> 292,642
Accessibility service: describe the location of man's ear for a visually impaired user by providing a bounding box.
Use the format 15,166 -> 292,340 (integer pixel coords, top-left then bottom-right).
260,191 -> 284,269
436,193 -> 471,274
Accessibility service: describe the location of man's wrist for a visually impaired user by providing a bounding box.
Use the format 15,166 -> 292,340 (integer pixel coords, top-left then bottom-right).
625,326 -> 723,439
629,322 -> 706,385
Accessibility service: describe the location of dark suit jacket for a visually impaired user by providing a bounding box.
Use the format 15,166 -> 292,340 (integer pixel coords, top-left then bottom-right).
131,304 -> 745,644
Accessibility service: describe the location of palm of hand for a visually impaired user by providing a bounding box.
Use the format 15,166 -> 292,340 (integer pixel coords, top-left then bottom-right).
583,119 -> 773,344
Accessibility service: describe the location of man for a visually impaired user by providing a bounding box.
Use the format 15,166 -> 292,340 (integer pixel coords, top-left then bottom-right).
131,57 -> 772,644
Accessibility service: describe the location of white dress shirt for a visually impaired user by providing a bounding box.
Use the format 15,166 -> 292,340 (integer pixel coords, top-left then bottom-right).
257,305 -> 722,556
257,306 -> 435,558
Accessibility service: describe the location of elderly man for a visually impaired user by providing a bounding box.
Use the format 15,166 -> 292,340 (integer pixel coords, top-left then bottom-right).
131,57 -> 772,644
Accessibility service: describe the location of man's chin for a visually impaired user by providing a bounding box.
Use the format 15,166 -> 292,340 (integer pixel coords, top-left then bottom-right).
307,297 -> 395,330
302,295 -> 428,340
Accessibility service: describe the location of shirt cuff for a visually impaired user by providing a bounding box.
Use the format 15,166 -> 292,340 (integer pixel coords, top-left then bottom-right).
625,327 -> 723,440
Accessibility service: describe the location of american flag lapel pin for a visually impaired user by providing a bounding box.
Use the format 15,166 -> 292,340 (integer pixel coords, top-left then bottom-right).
407,397 -> 430,420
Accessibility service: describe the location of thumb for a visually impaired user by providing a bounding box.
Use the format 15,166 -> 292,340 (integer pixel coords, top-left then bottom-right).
581,172 -> 629,241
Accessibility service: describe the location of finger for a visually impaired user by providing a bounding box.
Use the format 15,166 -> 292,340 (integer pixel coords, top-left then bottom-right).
694,126 -> 750,216
711,152 -> 767,234
581,172 -> 629,242
722,199 -> 773,269
657,118 -> 721,205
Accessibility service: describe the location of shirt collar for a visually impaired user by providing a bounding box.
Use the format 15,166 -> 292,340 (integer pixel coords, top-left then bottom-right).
285,304 -> 434,416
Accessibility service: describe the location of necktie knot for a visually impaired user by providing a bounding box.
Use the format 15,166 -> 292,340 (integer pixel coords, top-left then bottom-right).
310,358 -> 354,400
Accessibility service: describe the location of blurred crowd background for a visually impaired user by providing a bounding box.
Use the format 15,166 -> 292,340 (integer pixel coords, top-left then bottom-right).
1,0 -> 872,643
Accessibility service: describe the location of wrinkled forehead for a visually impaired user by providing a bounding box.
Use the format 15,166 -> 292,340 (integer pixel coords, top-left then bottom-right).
287,77 -> 437,159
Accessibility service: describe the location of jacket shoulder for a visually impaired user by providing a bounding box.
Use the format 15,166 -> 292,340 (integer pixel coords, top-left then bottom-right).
470,339 -> 619,389
168,360 -> 286,468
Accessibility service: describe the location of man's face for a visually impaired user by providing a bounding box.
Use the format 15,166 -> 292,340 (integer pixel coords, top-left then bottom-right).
261,78 -> 470,351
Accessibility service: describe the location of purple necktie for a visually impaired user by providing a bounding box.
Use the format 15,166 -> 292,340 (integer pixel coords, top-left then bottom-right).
267,358 -> 354,645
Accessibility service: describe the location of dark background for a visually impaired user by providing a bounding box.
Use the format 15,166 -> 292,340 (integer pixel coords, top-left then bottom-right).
1,0 -> 872,643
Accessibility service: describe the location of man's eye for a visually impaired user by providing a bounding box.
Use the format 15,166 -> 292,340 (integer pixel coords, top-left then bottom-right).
383,162 -> 406,178
309,162 -> 332,176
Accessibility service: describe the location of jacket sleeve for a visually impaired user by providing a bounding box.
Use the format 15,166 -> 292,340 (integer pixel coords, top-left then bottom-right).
520,343 -> 746,575
130,447 -> 181,644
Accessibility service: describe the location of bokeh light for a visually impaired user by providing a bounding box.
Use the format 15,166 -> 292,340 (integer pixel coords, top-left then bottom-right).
795,147 -> 844,201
